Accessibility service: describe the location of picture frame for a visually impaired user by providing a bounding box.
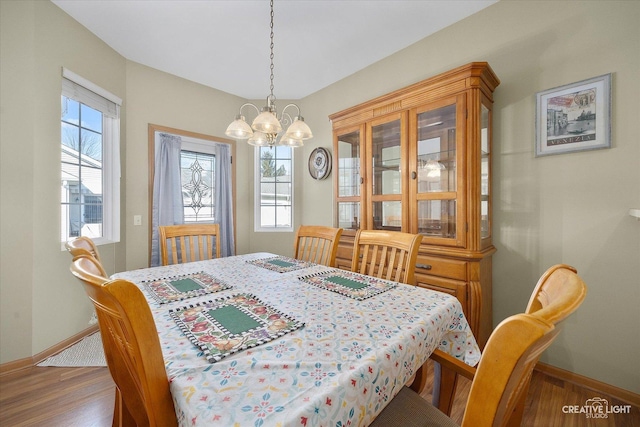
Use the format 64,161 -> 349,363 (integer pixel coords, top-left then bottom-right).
535,73 -> 611,157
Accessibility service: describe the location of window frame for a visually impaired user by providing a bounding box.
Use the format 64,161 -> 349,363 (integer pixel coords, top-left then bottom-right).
60,68 -> 121,247
254,145 -> 294,232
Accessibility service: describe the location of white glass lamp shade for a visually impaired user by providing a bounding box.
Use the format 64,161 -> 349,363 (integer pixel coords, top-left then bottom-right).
225,115 -> 253,139
283,116 -> 313,140
252,110 -> 283,134
247,131 -> 270,146
280,136 -> 303,147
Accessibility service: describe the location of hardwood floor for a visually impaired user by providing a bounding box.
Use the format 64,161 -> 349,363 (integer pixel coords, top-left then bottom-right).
417,361 -> 640,427
1,361 -> 638,426
0,366 -> 115,427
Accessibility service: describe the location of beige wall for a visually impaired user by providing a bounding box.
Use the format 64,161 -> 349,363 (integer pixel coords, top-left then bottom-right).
123,62 -> 246,270
1,0 -> 127,362
1,0 -> 638,395
298,0 -> 640,393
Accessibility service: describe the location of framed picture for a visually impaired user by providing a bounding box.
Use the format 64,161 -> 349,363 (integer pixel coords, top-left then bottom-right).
535,73 -> 611,157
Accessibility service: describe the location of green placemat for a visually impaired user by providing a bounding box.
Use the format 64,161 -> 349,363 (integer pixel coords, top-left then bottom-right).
171,278 -> 203,293
170,293 -> 305,363
247,256 -> 315,273
324,276 -> 368,290
299,269 -> 397,300
267,259 -> 297,268
143,272 -> 231,304
208,305 -> 261,334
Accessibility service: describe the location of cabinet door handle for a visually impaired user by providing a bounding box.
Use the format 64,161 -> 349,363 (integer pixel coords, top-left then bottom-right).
411,171 -> 417,180
360,177 -> 364,185
416,263 -> 432,270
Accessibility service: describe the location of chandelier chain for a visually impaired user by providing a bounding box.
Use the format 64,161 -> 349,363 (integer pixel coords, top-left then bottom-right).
269,0 -> 275,102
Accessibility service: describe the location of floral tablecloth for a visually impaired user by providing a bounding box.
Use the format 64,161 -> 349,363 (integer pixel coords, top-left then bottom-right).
113,253 -> 480,427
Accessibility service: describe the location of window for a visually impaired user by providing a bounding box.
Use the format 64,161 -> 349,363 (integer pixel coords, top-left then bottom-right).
60,69 -> 121,244
180,138 -> 216,223
255,145 -> 293,231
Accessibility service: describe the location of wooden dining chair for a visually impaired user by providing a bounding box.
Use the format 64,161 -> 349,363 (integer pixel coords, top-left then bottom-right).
70,254 -> 177,427
159,223 -> 221,266
351,229 -> 423,285
293,225 -> 343,267
370,264 -> 587,427
65,236 -> 107,277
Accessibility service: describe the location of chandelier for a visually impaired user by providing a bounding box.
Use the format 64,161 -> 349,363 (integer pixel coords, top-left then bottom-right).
225,0 -> 313,147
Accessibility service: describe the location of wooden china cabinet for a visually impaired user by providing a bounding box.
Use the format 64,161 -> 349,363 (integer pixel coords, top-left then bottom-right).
329,62 -> 499,347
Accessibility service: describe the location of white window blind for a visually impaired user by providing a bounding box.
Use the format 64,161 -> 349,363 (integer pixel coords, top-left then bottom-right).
62,68 -> 121,118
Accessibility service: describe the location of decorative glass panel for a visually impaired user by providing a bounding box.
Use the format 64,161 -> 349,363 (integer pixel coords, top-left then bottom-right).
372,201 -> 402,230
481,104 -> 490,238
417,200 -> 456,238
337,131 -> 360,197
338,202 -> 360,230
181,150 -> 215,222
371,120 -> 401,196
416,104 -> 456,194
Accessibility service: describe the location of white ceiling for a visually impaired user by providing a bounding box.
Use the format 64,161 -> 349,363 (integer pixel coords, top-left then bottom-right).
51,0 -> 497,100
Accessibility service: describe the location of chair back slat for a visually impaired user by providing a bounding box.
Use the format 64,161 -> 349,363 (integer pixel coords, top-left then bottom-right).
294,225 -> 343,267
159,224 -> 221,266
351,230 -> 422,285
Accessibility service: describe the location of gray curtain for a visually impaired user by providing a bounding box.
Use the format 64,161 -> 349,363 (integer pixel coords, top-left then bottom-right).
151,133 -> 184,266
213,142 -> 235,256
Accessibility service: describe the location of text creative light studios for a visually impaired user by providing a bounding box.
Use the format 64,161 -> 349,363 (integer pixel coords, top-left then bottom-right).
562,397 -> 632,419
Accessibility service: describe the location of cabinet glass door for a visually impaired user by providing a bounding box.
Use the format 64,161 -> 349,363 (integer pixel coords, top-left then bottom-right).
335,128 -> 362,230
413,99 -> 464,246
369,114 -> 404,231
480,103 -> 490,239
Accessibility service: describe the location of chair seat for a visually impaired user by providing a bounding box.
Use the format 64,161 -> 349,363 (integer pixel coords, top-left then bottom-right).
370,387 -> 460,427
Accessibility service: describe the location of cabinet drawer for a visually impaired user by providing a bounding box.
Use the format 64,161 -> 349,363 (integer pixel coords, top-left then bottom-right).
415,273 -> 468,317
415,255 -> 467,281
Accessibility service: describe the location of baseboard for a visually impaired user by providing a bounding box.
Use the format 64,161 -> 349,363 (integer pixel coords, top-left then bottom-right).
535,362 -> 640,407
0,356 -> 33,376
0,324 -> 99,377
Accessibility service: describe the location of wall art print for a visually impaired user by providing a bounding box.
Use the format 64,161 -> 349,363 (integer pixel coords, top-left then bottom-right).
535,73 -> 611,157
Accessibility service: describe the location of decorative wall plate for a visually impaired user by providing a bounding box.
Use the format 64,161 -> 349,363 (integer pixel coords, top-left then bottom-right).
308,147 -> 332,180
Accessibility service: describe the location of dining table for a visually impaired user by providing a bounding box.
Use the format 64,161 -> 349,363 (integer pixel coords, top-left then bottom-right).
113,252 -> 480,427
